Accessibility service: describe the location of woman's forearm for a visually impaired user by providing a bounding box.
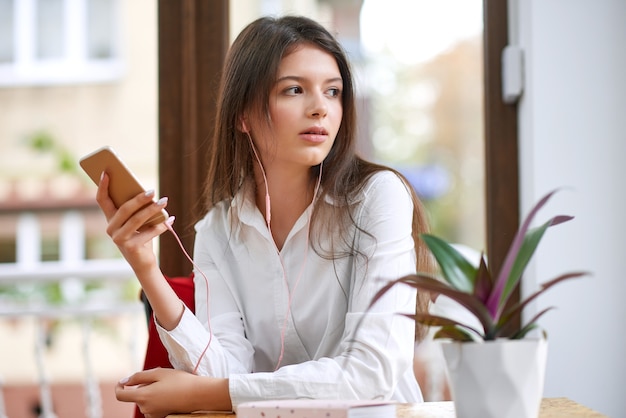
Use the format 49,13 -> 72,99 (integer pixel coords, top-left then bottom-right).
191,377 -> 232,412
135,263 -> 185,331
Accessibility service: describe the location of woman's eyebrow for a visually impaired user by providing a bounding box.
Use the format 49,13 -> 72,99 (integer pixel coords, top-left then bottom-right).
276,75 -> 343,84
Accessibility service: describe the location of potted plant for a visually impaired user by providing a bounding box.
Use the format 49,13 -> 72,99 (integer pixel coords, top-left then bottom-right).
370,189 -> 588,418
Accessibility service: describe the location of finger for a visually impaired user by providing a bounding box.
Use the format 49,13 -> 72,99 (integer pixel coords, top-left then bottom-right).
120,368 -> 164,387
115,381 -> 141,403
107,188 -> 157,229
107,192 -> 168,238
115,371 -> 156,403
95,172 -> 119,221
108,208 -> 170,252
123,195 -> 170,233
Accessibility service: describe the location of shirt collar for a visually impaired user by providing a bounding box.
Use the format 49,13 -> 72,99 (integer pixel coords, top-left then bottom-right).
229,178 -> 324,245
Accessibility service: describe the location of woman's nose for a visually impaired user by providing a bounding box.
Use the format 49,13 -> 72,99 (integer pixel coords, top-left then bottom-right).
307,93 -> 328,118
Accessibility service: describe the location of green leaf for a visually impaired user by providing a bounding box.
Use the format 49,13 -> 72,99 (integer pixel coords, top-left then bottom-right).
421,234 -> 477,293
509,307 -> 554,339
412,312 -> 484,338
59,150 -> 78,173
501,216 -> 574,307
510,322 -> 540,340
433,326 -> 475,341
28,130 -> 56,152
368,274 -> 495,339
499,223 -> 549,307
487,189 -> 563,317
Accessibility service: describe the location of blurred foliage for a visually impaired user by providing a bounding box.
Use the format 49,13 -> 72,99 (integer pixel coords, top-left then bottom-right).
24,129 -> 79,174
366,37 -> 485,249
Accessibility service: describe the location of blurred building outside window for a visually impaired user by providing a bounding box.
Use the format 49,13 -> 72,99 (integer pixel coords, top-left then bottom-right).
0,0 -> 122,87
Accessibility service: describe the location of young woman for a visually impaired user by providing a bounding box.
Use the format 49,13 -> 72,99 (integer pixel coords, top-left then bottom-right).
97,15 -> 432,418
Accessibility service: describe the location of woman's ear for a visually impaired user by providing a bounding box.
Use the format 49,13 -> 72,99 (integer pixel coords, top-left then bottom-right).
238,116 -> 249,133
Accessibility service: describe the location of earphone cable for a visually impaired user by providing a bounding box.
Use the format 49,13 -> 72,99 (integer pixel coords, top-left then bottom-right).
164,220 -> 212,375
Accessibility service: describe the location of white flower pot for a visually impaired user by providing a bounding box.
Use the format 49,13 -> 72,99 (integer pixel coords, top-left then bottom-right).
441,338 -> 548,418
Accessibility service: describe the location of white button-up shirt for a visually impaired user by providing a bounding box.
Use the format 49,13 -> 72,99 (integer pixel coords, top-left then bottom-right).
157,171 -> 422,406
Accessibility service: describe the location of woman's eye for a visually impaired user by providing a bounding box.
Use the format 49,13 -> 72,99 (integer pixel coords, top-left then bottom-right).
284,86 -> 303,95
327,87 -> 341,97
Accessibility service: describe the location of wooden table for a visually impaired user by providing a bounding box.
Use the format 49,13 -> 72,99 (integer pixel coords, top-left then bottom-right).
168,397 -> 607,417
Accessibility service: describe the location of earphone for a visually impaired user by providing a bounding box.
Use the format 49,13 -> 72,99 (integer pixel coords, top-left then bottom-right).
164,220 -> 213,374
245,130 -> 272,227
245,131 -> 322,370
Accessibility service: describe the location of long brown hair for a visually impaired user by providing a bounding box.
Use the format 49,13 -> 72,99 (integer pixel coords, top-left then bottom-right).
202,15 -> 433,339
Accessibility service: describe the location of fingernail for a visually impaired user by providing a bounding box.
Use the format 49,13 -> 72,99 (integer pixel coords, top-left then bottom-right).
145,189 -> 155,197
119,376 -> 129,384
166,215 -> 176,226
157,197 -> 168,206
100,171 -> 105,181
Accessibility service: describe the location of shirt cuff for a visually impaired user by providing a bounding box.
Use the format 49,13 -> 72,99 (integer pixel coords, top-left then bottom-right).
155,305 -> 213,373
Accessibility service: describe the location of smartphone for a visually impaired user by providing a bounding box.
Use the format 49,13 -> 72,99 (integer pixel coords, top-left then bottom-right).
79,146 -> 169,227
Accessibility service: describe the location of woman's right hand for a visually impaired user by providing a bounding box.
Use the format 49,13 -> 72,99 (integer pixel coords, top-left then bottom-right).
95,171 -> 172,275
115,368 -> 232,417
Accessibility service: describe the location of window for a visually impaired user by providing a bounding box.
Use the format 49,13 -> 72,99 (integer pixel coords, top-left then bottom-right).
0,0 -> 122,87
360,0 -> 485,249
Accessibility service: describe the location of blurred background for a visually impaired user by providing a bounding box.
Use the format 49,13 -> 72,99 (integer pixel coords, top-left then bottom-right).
0,2 -> 484,416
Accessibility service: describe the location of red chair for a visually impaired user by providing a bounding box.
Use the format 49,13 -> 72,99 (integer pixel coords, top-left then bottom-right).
134,275 -> 195,418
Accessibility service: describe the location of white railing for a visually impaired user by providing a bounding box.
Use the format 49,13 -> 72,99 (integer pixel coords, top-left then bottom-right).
0,207 -> 144,418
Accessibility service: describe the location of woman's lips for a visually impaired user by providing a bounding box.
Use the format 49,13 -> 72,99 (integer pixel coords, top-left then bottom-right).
300,133 -> 327,143
300,127 -> 328,143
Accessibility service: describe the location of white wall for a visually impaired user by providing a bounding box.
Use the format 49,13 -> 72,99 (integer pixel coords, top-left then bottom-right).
516,1 -> 626,416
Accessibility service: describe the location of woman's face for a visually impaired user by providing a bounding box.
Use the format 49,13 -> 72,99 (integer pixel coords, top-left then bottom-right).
248,44 -> 343,172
